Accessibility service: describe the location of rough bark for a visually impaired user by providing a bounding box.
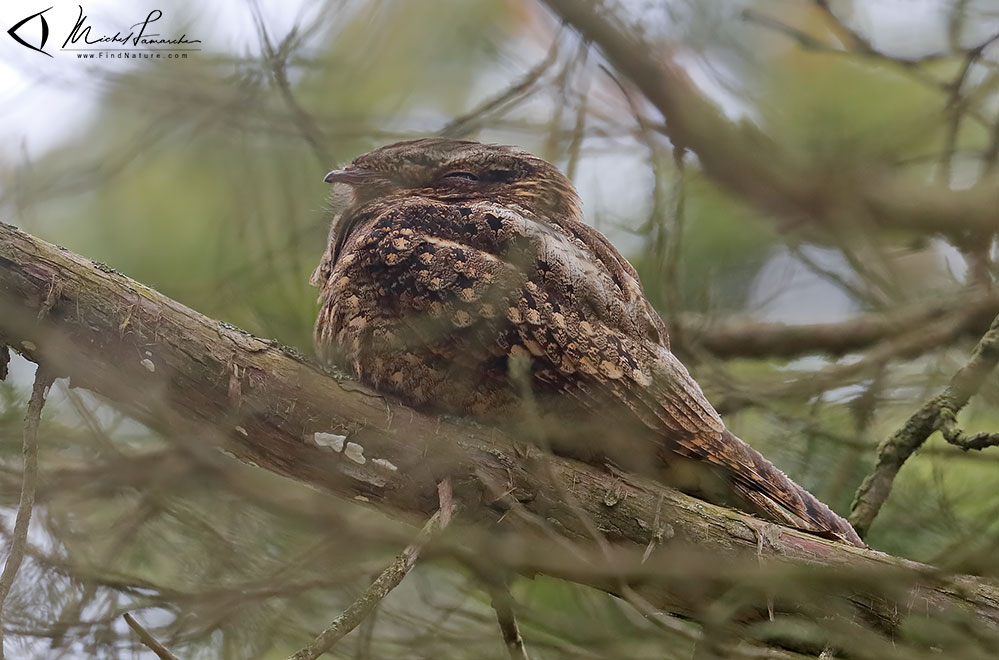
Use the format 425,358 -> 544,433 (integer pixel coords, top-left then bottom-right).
2,221 -> 999,655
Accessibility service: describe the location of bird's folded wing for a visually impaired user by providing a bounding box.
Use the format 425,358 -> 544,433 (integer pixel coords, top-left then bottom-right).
320,197 -> 859,544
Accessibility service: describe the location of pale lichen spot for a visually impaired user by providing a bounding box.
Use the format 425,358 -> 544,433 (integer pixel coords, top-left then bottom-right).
419,252 -> 434,265
480,303 -> 496,318
392,237 -> 411,250
600,360 -> 624,379
348,315 -> 367,330
344,442 -> 366,464
335,275 -> 350,289
140,358 -> 156,373
552,312 -> 566,328
453,310 -> 473,327
390,371 -> 404,385
372,458 -> 399,472
507,307 -> 523,323
459,287 -> 476,302
524,308 -> 542,325
509,344 -> 529,359
429,301 -> 445,317
578,357 -> 598,375
429,277 -> 442,290
579,321 -> 594,335
314,432 -> 346,451
384,253 -> 399,265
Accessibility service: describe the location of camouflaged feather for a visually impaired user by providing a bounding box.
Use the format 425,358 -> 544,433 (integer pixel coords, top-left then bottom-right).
313,139 -> 863,547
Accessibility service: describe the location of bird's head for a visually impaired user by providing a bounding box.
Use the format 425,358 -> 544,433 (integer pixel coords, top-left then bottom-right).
311,138 -> 582,288
324,138 -> 582,221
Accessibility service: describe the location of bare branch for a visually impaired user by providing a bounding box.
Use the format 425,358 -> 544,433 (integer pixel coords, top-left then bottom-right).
123,613 -> 182,660
288,511 -> 445,660
674,293 -> 999,359
0,366 -> 53,660
441,37 -> 561,138
540,0 -> 999,235
248,0 -> 331,166
851,313 -> 999,535
484,579 -> 530,660
938,407 -> 999,451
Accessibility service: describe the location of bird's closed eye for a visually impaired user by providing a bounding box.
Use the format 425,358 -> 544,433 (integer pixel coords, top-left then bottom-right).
441,171 -> 479,182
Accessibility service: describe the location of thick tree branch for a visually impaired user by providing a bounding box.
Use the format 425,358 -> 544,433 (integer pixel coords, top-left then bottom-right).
2,222 -> 999,655
541,0 -> 999,235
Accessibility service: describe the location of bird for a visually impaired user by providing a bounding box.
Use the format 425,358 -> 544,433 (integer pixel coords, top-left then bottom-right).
311,137 -> 864,548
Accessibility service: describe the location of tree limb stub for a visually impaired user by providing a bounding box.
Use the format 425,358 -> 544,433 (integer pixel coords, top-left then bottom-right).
2,221 -> 999,653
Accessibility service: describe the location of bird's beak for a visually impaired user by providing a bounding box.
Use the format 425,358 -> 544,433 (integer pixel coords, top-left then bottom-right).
324,167 -> 380,185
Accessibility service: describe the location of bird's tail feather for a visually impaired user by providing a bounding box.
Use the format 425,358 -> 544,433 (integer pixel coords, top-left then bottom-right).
682,429 -> 864,547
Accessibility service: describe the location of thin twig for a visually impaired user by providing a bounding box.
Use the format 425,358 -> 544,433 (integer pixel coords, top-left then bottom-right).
485,579 -> 530,660
123,613 -> 182,660
441,36 -> 561,138
0,367 -> 53,660
248,0 -> 330,166
619,587 -> 801,659
937,409 -> 999,451
851,313 -> 999,535
287,511 -> 447,660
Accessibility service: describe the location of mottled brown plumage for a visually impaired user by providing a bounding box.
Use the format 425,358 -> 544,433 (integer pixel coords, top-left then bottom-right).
312,138 -> 863,547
